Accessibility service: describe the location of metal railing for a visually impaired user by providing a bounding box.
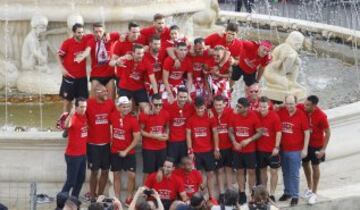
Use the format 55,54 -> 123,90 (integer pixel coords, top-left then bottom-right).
219,0 -> 360,30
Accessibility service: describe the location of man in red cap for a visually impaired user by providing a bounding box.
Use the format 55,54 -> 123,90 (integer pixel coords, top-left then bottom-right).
230,40 -> 272,91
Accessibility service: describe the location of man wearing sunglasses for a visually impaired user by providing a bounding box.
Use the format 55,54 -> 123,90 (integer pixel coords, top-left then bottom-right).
140,93 -> 170,182
228,97 -> 263,205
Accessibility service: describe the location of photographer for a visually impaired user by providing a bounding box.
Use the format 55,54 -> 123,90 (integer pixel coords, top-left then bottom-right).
88,196 -> 123,210
129,186 -> 164,210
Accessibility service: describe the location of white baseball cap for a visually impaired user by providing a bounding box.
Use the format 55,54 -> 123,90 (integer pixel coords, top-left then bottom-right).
116,96 -> 130,106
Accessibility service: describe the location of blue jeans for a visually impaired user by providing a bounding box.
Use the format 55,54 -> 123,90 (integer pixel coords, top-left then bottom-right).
281,151 -> 301,198
61,154 -> 86,198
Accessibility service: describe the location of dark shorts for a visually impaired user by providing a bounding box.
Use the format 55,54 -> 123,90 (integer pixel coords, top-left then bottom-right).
302,146 -> 325,165
233,152 -> 257,169
142,149 -> 167,173
87,144 -> 111,171
194,151 -> 216,172
167,141 -> 188,165
59,76 -> 89,101
216,148 -> 233,169
118,88 -> 149,104
90,77 -> 114,86
231,65 -> 256,87
256,152 -> 281,169
110,153 -> 136,172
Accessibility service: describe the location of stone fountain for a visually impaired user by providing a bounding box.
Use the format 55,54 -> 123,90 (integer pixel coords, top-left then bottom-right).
1,1 -> 360,209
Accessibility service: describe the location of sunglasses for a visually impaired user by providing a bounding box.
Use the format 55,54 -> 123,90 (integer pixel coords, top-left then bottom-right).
249,90 -> 259,93
153,103 -> 163,107
236,104 -> 244,109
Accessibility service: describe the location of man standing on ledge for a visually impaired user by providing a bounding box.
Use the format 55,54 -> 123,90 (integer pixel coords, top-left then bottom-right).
61,97 -> 88,198
298,95 -> 331,205
277,95 -> 310,206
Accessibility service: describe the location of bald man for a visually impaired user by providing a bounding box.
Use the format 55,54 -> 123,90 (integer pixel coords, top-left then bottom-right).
276,95 -> 310,206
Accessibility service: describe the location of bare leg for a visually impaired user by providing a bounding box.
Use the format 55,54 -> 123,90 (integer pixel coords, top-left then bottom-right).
90,170 -> 99,199
127,171 -> 136,199
312,165 -> 320,194
248,169 -> 256,194
260,168 -> 268,186
269,168 -> 278,196
237,169 -> 245,192
113,171 -> 121,199
98,170 -> 109,196
217,168 -> 226,194
225,167 -> 234,190
207,171 -> 216,198
302,162 -> 312,190
63,100 -> 72,113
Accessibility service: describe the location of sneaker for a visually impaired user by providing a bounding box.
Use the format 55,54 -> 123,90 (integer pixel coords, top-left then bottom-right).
302,189 -> 313,199
209,197 -> 218,205
36,194 -> 54,204
239,192 -> 247,205
62,129 -> 68,138
290,198 -> 298,206
278,194 -> 291,201
82,192 -> 92,202
269,195 -> 276,202
308,194 -> 317,205
125,197 -> 133,207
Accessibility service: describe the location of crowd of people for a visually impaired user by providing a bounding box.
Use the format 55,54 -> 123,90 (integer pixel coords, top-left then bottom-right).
55,13 -> 331,210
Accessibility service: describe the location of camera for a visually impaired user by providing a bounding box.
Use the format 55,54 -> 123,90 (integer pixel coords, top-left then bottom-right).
143,189 -> 154,197
101,198 -> 115,210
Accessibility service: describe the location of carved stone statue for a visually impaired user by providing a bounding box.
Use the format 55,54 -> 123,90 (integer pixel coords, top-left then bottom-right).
262,31 -> 307,102
17,14 -> 62,94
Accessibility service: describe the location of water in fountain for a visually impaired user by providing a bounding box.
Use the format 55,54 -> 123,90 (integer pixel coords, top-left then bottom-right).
3,2 -> 9,132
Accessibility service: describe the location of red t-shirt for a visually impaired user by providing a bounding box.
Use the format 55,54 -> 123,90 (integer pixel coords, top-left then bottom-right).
212,107 -> 233,150
86,98 -> 115,144
163,101 -> 195,142
163,56 -> 192,86
145,172 -> 185,201
229,111 -> 261,153
204,33 -> 241,57
186,114 -> 217,153
277,107 -> 310,151
297,104 -> 330,148
139,110 -> 170,150
173,168 -> 202,198
66,113 -> 88,156
143,50 -> 167,83
207,57 -> 232,82
141,26 -> 171,45
87,32 -> 119,78
256,111 -> 281,152
238,41 -> 271,74
117,59 -> 154,91
190,50 -> 211,80
112,35 -> 147,57
58,36 -> 92,78
109,111 -> 140,154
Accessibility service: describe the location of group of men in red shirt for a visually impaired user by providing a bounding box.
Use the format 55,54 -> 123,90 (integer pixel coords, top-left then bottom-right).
58,13 -> 330,209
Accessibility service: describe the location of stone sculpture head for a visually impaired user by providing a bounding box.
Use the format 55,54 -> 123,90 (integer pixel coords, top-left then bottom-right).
67,14 -> 84,30
30,15 -> 48,36
285,31 -> 305,51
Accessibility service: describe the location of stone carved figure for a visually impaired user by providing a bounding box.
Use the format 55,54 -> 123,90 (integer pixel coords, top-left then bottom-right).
17,14 -> 62,94
21,15 -> 50,72
262,31 -> 307,101
0,60 -> 19,90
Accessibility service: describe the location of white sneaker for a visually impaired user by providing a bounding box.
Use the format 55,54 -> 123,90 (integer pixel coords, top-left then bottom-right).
308,194 -> 317,205
302,189 -> 313,199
